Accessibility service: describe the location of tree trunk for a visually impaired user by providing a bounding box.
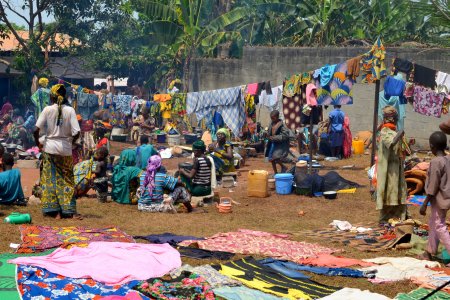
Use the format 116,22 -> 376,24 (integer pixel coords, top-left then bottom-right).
182,55 -> 191,93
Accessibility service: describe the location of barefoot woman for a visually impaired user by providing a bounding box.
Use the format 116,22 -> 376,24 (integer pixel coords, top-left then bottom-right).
34,84 -> 81,219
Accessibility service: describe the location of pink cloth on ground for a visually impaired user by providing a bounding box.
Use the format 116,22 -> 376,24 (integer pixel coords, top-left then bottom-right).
9,242 -> 181,285
298,254 -> 375,267
247,83 -> 258,95
101,291 -> 144,300
179,229 -> 337,262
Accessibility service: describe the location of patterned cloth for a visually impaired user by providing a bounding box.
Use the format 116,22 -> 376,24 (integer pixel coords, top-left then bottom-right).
316,63 -> 354,105
135,272 -> 215,300
395,288 -> 450,300
16,225 -> 135,253
17,265 -> 145,300
186,87 -> 245,137
281,94 -> 302,131
361,37 -> 387,83
217,257 -> 340,299
179,229 -> 337,262
413,86 -> 445,118
30,88 -> 50,116
113,95 -> 133,116
213,286 -> 283,300
73,159 -> 96,197
170,265 -> 241,288
40,153 -> 76,216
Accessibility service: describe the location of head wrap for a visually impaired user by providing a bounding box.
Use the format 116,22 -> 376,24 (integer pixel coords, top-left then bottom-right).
382,105 -> 398,124
143,155 -> 162,196
216,128 -> 230,141
76,114 -> 82,121
50,84 -> 66,126
38,77 -> 49,88
192,140 -> 206,152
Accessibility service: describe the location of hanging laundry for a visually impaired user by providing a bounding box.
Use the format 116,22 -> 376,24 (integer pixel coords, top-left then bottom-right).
216,257 -> 340,300
109,103 -> 127,128
283,74 -> 301,97
346,56 -> 361,81
154,94 -> 172,102
393,58 -> 414,78
384,75 -> 407,104
320,64 -> 337,87
186,87 -> 245,137
247,83 -> 258,95
378,91 -> 406,131
316,62 -> 354,106
361,37 -> 387,83
171,93 -> 187,116
306,83 -> 317,106
313,69 -> 321,79
113,95 -> 133,116
413,85 -> 445,118
301,72 -> 312,85
282,94 -> 302,131
261,85 -> 282,112
436,71 -> 450,94
256,81 -> 272,95
414,64 -> 437,89
77,91 -> 99,120
30,88 -> 50,117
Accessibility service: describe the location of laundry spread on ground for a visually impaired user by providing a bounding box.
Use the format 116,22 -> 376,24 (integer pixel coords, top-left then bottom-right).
179,229 -> 337,262
9,242 -> 181,285
16,225 -> 135,253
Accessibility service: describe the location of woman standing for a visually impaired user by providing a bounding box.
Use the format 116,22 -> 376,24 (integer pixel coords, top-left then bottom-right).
34,84 -> 81,219
376,106 -> 408,223
328,105 -> 345,158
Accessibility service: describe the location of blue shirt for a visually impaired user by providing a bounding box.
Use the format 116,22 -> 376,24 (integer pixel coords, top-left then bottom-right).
0,169 -> 24,204
138,172 -> 177,205
329,108 -> 345,132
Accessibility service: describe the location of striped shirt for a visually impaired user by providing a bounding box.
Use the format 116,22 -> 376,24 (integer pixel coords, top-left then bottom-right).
138,172 -> 177,205
192,157 -> 211,185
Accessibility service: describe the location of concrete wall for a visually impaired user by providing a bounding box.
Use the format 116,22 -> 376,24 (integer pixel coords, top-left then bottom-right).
190,46 -> 450,147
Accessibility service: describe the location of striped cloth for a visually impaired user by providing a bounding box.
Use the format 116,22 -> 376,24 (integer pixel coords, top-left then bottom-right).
192,157 -> 211,185
138,172 -> 177,205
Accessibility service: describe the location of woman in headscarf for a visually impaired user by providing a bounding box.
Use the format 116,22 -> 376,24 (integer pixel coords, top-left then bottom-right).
179,140 -> 215,197
33,84 -> 81,219
375,105 -> 409,223
7,109 -> 36,149
207,127 -> 235,178
137,155 -> 193,212
111,149 -> 142,204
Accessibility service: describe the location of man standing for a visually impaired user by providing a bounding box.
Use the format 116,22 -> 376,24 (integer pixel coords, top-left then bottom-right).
266,110 -> 291,174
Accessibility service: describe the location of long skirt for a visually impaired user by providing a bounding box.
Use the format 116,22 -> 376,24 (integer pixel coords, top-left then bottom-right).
329,131 -> 344,147
41,153 -> 76,215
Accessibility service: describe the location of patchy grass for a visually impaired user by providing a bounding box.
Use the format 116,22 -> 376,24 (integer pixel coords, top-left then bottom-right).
0,143 -> 427,298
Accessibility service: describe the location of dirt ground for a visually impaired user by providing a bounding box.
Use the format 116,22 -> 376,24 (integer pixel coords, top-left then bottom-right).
0,141 -> 427,298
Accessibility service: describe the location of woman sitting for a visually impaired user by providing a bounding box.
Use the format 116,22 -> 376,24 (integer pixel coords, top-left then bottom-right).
111,149 -> 142,204
208,128 -> 235,179
138,155 -> 193,213
179,140 -> 215,197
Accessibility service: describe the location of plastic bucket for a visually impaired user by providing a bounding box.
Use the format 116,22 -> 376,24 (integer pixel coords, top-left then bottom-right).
274,173 -> 294,195
156,134 -> 166,143
184,134 -> 198,145
167,134 -> 181,146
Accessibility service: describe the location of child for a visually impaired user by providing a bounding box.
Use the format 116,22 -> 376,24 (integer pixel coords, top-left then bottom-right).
419,131 -> 450,261
0,153 -> 26,205
93,147 -> 109,203
137,155 -> 193,213
96,127 -> 110,151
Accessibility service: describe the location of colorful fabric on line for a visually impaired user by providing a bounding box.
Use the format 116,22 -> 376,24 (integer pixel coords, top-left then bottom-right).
171,93 -> 187,116
186,87 -> 245,137
179,229 -> 337,262
213,286 -> 284,300
30,88 -> 50,116
77,91 -> 99,120
135,271 -> 215,300
10,242 -> 182,285
283,75 -> 301,97
315,63 -> 354,105
40,153 -> 76,216
113,95 -> 133,116
413,85 -> 445,118
17,265 -> 146,300
282,94 -> 302,131
216,257 -> 340,300
319,64 -> 336,87
16,225 -> 135,253
0,250 -> 55,300
361,37 -> 387,83
395,288 -> 450,300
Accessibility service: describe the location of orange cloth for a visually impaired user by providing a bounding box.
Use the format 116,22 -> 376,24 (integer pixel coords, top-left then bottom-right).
97,138 -> 108,149
154,94 -> 172,102
298,254 -> 375,268
102,122 -> 113,130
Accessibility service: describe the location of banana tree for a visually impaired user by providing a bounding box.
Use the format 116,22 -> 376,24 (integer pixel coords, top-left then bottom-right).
133,0 -> 247,91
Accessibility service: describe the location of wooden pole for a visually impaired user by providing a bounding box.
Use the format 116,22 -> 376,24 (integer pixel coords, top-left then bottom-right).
371,80 -> 381,167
